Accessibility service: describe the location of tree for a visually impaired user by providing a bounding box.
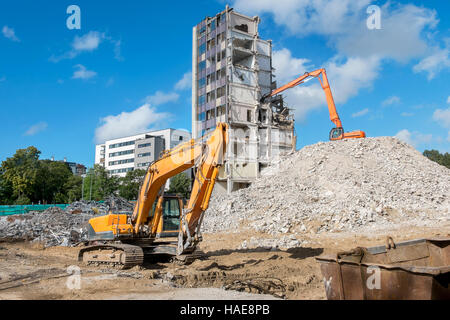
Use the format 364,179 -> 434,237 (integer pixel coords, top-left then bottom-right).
34,160 -> 72,203
65,175 -> 82,203
0,146 -> 87,204
423,150 -> 450,169
83,165 -> 120,201
0,169 -> 13,205
1,146 -> 40,202
168,172 -> 191,199
119,169 -> 146,200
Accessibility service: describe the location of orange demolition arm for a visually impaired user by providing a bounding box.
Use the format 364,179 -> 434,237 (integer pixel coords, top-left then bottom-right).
262,68 -> 365,141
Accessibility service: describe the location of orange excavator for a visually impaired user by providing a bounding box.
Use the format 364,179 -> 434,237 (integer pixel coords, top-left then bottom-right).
78,123 -> 228,268
261,68 -> 366,141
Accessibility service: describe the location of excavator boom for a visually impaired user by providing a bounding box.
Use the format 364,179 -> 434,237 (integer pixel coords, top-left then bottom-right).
262,68 -> 365,141
80,123 -> 228,268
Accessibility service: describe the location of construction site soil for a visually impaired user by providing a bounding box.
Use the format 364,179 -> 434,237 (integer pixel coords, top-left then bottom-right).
0,225 -> 447,300
0,137 -> 448,300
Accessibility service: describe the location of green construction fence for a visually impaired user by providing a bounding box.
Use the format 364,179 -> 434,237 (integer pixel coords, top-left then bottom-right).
0,204 -> 69,216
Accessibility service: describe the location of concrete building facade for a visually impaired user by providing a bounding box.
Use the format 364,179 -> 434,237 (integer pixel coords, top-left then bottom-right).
192,6 -> 296,194
95,128 -> 191,178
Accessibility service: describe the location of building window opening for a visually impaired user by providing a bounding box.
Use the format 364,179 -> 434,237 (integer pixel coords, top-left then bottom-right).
235,24 -> 249,33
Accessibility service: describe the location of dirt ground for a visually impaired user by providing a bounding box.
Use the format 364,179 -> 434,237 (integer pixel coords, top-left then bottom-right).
0,224 -> 448,300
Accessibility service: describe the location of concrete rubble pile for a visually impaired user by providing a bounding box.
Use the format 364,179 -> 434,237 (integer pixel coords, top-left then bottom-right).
203,137 -> 450,246
0,207 -> 91,247
0,195 -> 134,247
64,195 -> 134,215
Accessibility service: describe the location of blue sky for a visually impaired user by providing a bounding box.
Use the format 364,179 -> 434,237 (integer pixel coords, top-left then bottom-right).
1,0 -> 449,167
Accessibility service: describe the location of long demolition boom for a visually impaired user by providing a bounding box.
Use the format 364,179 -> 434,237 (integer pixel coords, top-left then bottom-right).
261,68 -> 366,141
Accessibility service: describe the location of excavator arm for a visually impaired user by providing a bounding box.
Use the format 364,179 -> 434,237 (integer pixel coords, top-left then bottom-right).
131,122 -> 228,253
81,123 -> 228,268
261,68 -> 365,141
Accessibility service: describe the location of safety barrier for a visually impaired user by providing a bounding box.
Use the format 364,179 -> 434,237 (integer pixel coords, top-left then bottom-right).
0,204 -> 69,216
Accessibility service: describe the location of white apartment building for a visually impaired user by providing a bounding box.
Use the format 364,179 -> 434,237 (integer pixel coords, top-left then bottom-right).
95,128 -> 191,178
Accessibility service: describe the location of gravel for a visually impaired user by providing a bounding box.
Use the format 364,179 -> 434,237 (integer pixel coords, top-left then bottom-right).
202,137 -> 450,245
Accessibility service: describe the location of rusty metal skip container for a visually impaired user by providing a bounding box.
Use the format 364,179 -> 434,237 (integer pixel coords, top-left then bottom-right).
316,238 -> 450,300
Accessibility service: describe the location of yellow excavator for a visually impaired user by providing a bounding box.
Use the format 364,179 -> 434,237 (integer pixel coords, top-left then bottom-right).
79,123 -> 228,269
261,68 -> 366,141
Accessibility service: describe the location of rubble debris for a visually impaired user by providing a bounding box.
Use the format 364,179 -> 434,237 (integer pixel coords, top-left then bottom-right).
223,277 -> 286,299
240,236 -> 301,250
203,137 -> 450,241
64,195 -> 133,215
0,207 -> 91,247
0,195 -> 135,247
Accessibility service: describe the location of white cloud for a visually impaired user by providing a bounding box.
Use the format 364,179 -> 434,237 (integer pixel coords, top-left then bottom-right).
233,1 -> 441,80
394,129 -> 432,147
50,31 -> 122,62
144,91 -> 179,106
233,0 -> 371,36
24,122 -> 47,136
447,96 -> 450,104
336,4 -> 438,62
2,26 -> 20,42
433,107 -> 450,128
382,96 -> 401,106
395,129 -> 413,145
326,55 -> 381,104
413,45 -> 450,80
401,112 -> 414,117
272,48 -> 311,83
352,108 -> 369,118
272,49 -> 380,120
73,31 -> 102,51
94,104 -> 172,143
175,71 -> 192,90
72,64 -> 97,80
271,49 -> 323,120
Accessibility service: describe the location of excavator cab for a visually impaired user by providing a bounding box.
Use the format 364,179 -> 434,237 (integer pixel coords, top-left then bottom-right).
160,195 -> 183,238
147,194 -> 183,238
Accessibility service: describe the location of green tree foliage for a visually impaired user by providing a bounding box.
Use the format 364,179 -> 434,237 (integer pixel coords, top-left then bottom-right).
423,150 -> 450,169
82,165 -> 120,201
0,146 -> 84,204
0,168 -> 13,205
1,146 -> 40,200
65,175 -> 83,203
119,169 -> 146,200
0,147 -> 192,205
168,172 -> 191,199
34,160 -> 72,203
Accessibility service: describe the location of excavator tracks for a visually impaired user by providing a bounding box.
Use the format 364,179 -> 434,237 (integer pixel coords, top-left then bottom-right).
78,244 -> 144,269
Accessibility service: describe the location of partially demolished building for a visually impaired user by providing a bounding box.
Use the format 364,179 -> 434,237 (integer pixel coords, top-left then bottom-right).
192,6 -> 296,194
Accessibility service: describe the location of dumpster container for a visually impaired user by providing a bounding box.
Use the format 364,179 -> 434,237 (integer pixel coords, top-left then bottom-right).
316,237 -> 449,300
